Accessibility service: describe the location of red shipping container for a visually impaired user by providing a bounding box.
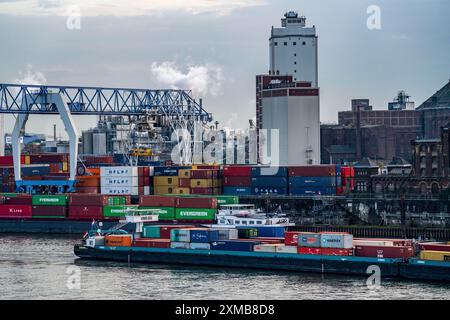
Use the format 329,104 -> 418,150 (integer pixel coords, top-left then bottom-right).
0,156 -> 25,166
68,206 -> 103,220
178,178 -> 191,188
190,187 -> 215,195
133,239 -> 171,248
75,187 -> 100,194
32,206 -> 67,217
418,243 -> 450,252
175,197 -> 217,209
223,166 -> 252,177
30,154 -> 68,164
289,165 -> 336,177
69,194 -> 130,206
252,237 -> 283,244
5,195 -> 32,205
354,238 -> 413,247
195,165 -> 220,170
223,176 -> 252,187
354,245 -> 413,260
284,231 -> 301,246
321,248 -> 354,256
0,205 -> 32,218
139,195 -> 176,207
297,247 -> 321,255
191,170 -> 215,179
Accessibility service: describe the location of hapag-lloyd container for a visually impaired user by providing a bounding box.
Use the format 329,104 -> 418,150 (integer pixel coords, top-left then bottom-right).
298,232 -> 321,248
32,195 -> 68,206
101,186 -> 139,195
275,245 -> 298,254
0,205 -> 32,218
321,233 -> 353,249
170,228 -> 191,242
100,176 -> 139,186
100,166 -> 138,177
190,229 -> 219,243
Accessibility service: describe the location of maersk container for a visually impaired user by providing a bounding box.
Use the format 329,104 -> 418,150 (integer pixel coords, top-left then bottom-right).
142,225 -> 161,238
210,240 -> 257,252
251,177 -> 288,188
32,195 -> 68,206
170,228 -> 191,242
254,226 -> 285,238
289,187 -> 336,196
189,243 -> 211,250
100,166 -> 138,177
298,232 -> 321,248
321,233 -> 353,249
170,242 -> 191,249
223,187 -> 251,195
190,229 -> 219,243
212,228 -> 239,240
289,176 -> 337,188
251,166 -> 288,177
175,208 -> 216,221
139,206 -> 175,220
251,187 -> 287,195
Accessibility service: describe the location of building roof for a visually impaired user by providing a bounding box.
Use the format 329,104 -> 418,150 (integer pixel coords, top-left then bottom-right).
416,79 -> 450,110
325,145 -> 355,155
387,157 -> 411,167
354,157 -> 385,168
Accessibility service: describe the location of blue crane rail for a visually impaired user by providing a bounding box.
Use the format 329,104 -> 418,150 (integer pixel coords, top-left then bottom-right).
0,83 -> 212,122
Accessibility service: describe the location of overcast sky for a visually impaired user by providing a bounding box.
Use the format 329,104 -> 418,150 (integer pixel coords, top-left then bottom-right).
0,0 -> 449,138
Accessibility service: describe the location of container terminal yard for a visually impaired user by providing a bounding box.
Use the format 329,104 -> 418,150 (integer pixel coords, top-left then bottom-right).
1,3 -> 450,302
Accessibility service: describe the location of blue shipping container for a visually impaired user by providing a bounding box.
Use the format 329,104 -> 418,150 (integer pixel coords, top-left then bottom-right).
254,226 -> 285,237
210,240 -> 259,252
251,187 -> 287,195
251,177 -> 288,188
21,165 -> 50,176
321,233 -> 353,249
251,167 -> 288,177
289,176 -> 336,188
298,233 -> 321,247
289,187 -> 336,196
223,187 -> 252,195
154,166 -> 190,176
190,229 -> 219,243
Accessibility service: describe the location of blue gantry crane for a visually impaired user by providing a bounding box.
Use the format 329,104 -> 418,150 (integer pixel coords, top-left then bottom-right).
0,83 -> 212,193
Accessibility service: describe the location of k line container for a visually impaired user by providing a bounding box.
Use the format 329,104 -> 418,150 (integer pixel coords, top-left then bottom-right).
175,208 -> 216,220
321,233 -> 353,249
0,205 -> 32,218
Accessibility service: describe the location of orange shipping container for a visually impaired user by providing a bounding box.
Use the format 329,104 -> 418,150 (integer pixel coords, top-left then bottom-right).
105,235 -> 133,247
75,176 -> 100,187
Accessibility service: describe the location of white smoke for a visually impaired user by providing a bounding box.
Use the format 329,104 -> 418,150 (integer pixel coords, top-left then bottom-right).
150,61 -> 223,97
14,64 -> 47,85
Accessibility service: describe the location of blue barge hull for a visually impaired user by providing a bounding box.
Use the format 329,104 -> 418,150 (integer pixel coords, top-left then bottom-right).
74,245 -> 401,278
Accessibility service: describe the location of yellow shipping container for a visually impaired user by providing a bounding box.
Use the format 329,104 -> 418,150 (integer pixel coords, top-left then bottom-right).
62,162 -> 68,172
178,169 -> 191,178
213,179 -> 222,188
24,155 -> 31,165
154,186 -> 177,195
154,176 -> 179,186
190,179 -> 213,188
175,187 -> 190,195
420,250 -> 450,262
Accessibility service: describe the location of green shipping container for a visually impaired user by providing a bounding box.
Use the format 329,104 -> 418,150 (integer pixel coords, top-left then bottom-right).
107,196 -> 127,206
0,193 -> 20,197
237,228 -> 258,239
32,195 -> 68,206
103,205 -> 138,217
142,225 -> 161,238
139,207 -> 175,220
216,196 -> 239,205
175,208 -> 216,220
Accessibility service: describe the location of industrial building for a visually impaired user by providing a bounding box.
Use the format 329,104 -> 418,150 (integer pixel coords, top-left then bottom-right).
257,12 -> 320,166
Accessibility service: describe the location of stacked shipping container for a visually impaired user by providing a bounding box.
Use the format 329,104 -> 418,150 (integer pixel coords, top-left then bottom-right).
223,166 -> 252,195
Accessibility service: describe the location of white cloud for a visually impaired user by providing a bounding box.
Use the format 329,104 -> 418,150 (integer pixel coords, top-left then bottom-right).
150,61 -> 223,97
13,64 -> 47,85
0,0 -> 266,16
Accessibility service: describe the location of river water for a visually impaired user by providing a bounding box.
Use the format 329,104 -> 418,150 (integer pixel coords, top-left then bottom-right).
1,234 -> 449,300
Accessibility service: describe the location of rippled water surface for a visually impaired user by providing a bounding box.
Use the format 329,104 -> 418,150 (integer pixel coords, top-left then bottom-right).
1,234 -> 449,300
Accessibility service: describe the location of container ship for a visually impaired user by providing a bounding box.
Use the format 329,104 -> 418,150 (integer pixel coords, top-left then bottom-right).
73,206 -> 450,283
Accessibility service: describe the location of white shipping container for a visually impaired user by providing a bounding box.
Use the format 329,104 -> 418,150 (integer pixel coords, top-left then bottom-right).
189,243 -> 211,250
353,240 -> 394,247
144,186 -> 151,196
211,228 -> 239,240
275,245 -> 298,254
101,186 -> 139,195
170,242 -> 190,249
100,166 -> 139,177
253,244 -> 282,253
101,176 -> 139,187
321,234 -> 353,249
171,229 -> 191,242
148,166 -> 154,177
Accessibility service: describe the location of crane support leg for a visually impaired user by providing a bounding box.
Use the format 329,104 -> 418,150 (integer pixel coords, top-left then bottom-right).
12,113 -> 28,181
